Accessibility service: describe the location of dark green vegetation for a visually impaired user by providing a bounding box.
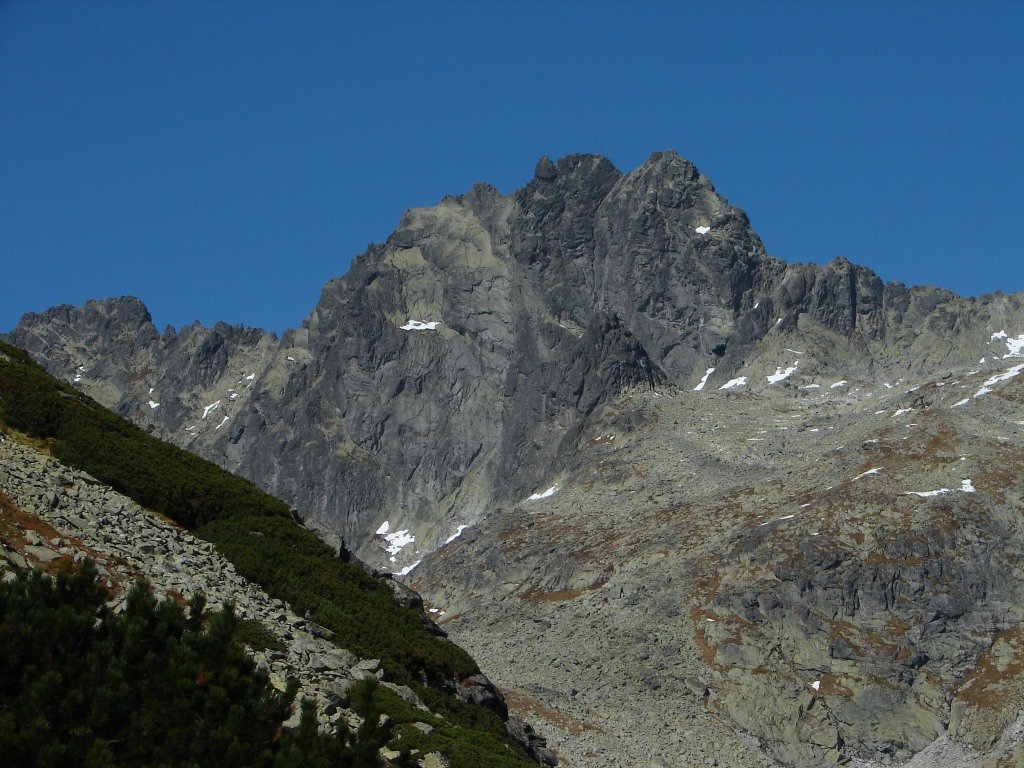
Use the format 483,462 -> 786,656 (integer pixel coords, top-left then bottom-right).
0,341 -> 536,768
0,563 -> 402,768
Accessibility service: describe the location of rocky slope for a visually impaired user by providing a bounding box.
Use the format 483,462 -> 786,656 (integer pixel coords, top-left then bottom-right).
414,358 -> 1024,767
9,151 -> 1024,766
0,433 -> 376,733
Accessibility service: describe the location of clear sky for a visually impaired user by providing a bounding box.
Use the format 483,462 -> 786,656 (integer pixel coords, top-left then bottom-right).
2,1 -> 1022,335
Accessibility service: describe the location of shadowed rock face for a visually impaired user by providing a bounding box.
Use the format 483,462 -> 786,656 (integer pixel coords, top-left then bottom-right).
10,150 -> 1024,766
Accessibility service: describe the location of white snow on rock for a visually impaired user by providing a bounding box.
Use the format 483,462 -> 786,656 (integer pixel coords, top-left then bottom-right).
375,521 -> 390,535
852,467 -> 882,481
952,398 -> 971,408
830,380 -> 848,389
286,356 -> 295,361
444,524 -> 469,545
394,560 -> 421,577
147,401 -> 160,409
694,225 -> 711,234
992,330 -> 1024,358
778,514 -> 795,521
961,479 -> 976,493
400,320 -> 440,331
908,488 -> 951,498
975,363 -> 1024,397
383,528 -> 415,556
892,408 -> 913,417
767,365 -> 798,384
800,384 -> 821,390
215,415 -> 229,430
811,680 -> 821,692
244,373 -> 255,381
528,485 -> 559,501
201,401 -> 221,420
719,376 -> 748,390
694,367 -> 715,391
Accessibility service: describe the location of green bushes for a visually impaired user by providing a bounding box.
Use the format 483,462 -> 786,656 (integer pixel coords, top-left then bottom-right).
199,515 -> 478,685
0,563 -> 396,768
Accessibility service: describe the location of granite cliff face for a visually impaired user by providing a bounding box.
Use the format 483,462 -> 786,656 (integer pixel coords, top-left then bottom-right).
10,151 -> 1024,766
11,152 -> 1021,568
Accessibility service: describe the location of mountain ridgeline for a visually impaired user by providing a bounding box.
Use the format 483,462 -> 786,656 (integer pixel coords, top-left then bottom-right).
11,152 -> 1022,574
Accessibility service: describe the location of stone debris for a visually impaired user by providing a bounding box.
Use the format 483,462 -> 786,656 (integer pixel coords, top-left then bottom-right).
0,434 -> 370,735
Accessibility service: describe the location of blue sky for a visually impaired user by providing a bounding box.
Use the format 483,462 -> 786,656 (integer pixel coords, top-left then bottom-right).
2,1 -> 1022,335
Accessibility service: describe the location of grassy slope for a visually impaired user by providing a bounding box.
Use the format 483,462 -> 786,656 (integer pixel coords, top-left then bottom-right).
0,340 -> 534,768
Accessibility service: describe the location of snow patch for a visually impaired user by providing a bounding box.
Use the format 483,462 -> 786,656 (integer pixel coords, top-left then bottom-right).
694,225 -> 711,234
892,408 -> 913,417
992,331 -> 1024,358
975,363 -> 1024,397
800,384 -> 821,390
952,398 -> 971,408
375,521 -> 390,535
694,367 -> 715,391
215,415 -> 229,430
244,373 -> 255,381
767,364 -> 798,384
201,401 -> 221,419
778,514 -> 795,521
401,319 -> 440,331
811,680 -> 821,692
383,528 -> 415,556
830,380 -> 848,389
444,524 -> 469,545
394,560 -> 421,577
908,488 -> 951,498
852,467 -> 882,481
719,376 -> 747,390
528,485 -> 558,501
961,479 -> 976,493
147,400 -> 160,409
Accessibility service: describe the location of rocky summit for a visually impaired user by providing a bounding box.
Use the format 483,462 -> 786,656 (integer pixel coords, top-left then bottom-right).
9,151 -> 1024,766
